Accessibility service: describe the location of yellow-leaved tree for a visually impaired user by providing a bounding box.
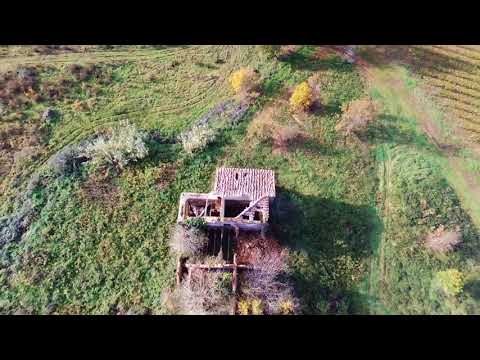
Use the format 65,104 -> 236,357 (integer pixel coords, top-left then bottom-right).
229,67 -> 260,95
289,81 -> 313,112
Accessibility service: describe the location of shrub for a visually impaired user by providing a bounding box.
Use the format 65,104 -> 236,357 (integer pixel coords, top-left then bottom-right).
164,272 -> 234,315
229,68 -> 260,95
247,107 -> 278,142
240,239 -> 300,314
336,98 -> 378,137
170,224 -> 209,257
238,299 -> 250,315
184,217 -> 207,229
279,299 -> 295,315
273,126 -> 303,153
81,121 -> 148,172
289,82 -> 313,112
250,299 -> 264,315
435,269 -> 465,296
425,225 -> 462,253
179,124 -> 217,155
257,45 -> 282,59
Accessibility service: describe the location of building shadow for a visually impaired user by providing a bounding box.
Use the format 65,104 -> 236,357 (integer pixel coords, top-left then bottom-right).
269,186 -> 383,314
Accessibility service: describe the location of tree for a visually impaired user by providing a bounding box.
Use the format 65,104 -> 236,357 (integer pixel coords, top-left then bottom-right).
289,82 -> 313,112
229,67 -> 260,95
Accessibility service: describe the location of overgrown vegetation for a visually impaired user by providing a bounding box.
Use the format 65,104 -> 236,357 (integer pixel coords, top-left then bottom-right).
170,221 -> 209,258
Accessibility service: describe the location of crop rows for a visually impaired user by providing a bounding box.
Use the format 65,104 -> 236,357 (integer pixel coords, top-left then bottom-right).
408,45 -> 480,141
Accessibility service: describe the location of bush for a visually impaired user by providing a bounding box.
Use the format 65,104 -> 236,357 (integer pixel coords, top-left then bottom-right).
229,67 -> 260,95
250,299 -> 263,315
179,124 -> 217,155
164,271 -> 234,315
279,299 -> 295,315
336,98 -> 378,137
289,82 -> 314,112
81,121 -> 148,172
170,224 -> 209,257
434,269 -> 465,297
237,298 -> 264,315
47,143 -> 86,177
257,45 -> 282,59
238,299 -> 250,315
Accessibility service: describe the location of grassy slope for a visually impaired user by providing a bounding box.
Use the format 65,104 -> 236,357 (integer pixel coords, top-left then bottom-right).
1,45 -> 479,314
0,46 -> 270,314
219,49 -> 375,313
362,64 -> 480,314
1,46 -> 375,314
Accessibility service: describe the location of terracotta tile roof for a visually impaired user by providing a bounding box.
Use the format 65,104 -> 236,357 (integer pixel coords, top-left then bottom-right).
213,167 -> 275,199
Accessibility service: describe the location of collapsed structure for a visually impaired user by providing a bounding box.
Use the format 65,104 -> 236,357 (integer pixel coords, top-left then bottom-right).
177,167 -> 276,232
175,167 -> 278,314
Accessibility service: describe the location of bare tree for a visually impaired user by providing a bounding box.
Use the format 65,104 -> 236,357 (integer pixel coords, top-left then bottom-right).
336,98 -> 378,137
170,224 -> 209,257
425,225 -> 462,253
241,245 -> 300,314
164,271 -> 234,315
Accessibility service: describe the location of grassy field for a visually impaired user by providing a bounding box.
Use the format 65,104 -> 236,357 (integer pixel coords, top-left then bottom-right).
1,45 -> 479,314
359,64 -> 480,314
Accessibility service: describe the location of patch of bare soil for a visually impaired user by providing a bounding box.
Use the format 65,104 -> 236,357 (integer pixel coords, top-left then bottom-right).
153,163 -> 177,190
80,174 -> 120,207
425,224 -> 462,253
0,123 -> 43,178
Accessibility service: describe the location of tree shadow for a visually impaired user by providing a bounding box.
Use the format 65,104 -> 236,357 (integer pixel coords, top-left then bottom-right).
282,49 -> 355,73
269,187 -> 382,314
363,114 -> 437,152
465,279 -> 480,301
358,45 -> 479,79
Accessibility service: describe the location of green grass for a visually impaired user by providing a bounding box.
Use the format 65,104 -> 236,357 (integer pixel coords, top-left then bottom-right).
364,68 -> 480,314
1,45 -> 480,314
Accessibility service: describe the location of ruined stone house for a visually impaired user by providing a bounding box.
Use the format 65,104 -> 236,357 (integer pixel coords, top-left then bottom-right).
177,167 -> 275,231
